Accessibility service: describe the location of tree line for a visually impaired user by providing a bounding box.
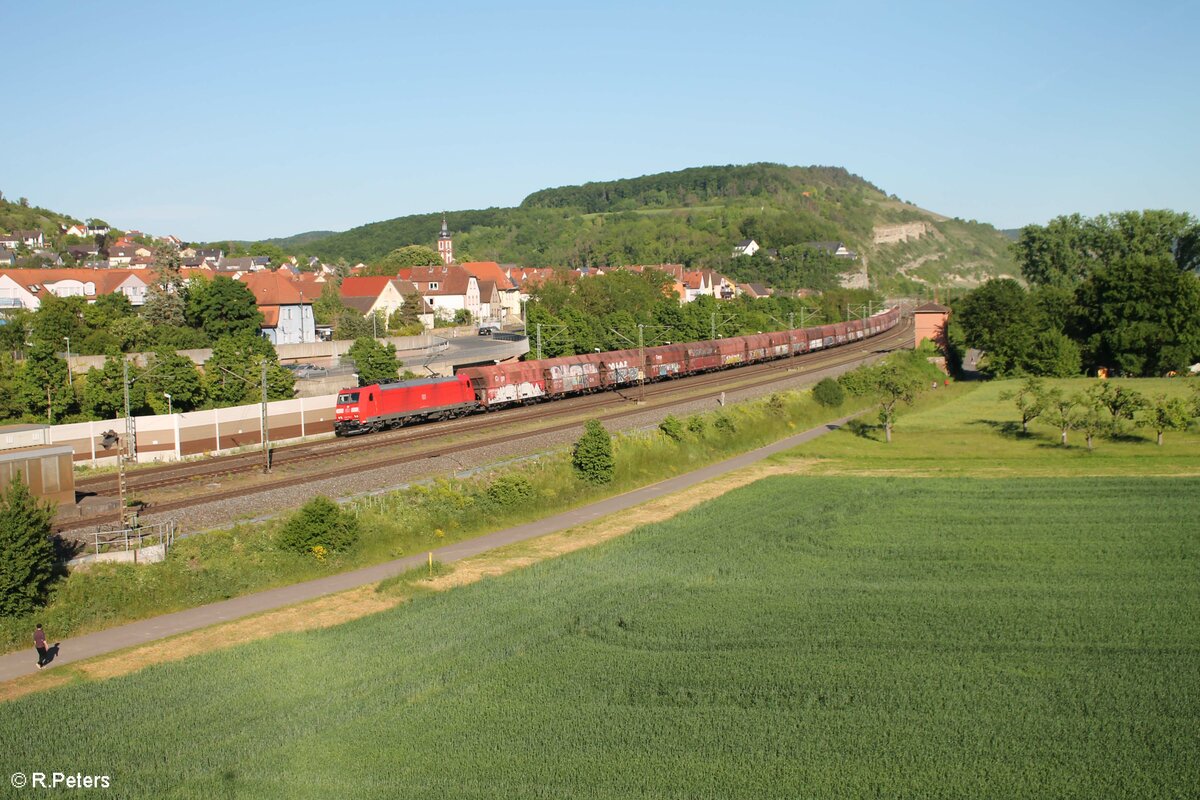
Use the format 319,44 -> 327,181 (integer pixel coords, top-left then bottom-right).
952,210 -> 1200,377
522,269 -> 880,358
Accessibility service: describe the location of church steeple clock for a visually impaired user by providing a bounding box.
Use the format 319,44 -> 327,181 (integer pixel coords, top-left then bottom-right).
437,214 -> 454,265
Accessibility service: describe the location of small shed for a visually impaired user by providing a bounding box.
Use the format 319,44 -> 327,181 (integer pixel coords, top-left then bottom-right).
913,302 -> 951,351
0,424 -> 50,451
0,445 -> 76,507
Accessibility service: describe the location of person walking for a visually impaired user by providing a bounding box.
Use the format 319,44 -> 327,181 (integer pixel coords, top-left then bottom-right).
34,624 -> 48,669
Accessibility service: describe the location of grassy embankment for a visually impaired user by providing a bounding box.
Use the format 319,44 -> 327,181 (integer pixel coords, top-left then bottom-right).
0,370 -> 889,654
0,377 -> 1196,796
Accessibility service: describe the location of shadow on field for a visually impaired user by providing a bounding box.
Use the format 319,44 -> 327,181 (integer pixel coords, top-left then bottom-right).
846,419 -> 882,441
971,419 -> 1033,439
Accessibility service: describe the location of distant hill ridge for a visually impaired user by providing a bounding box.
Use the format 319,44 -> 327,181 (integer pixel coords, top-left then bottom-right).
2,165 -> 1019,294
290,163 -> 1017,292
520,163 -> 881,213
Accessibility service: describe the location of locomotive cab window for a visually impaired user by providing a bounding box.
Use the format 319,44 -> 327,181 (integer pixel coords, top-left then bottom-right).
338,392 -> 360,404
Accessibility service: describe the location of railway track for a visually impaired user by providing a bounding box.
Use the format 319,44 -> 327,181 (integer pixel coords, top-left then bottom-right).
60,320 -> 912,534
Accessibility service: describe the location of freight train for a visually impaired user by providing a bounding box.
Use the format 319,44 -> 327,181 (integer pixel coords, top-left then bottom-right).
333,307 -> 901,435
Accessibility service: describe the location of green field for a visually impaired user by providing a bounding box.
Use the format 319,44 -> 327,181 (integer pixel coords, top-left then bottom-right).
1,473 -> 1196,798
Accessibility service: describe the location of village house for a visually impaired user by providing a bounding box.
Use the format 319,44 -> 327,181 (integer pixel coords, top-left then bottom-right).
237,271 -> 316,344
339,275 -> 433,327
732,238 -> 759,257
462,261 -> 521,322
398,264 -> 481,322
107,243 -> 153,267
803,241 -> 858,260
0,268 -> 151,309
737,282 -> 772,299
15,230 -> 46,248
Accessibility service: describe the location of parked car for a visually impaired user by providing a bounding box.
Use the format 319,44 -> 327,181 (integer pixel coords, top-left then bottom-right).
478,322 -> 502,336
292,364 -> 328,379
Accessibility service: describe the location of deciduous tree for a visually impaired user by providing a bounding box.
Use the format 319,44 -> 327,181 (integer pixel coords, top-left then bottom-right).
0,474 -> 57,616
1143,394 -> 1191,446
347,337 -> 399,386
868,363 -> 924,443
365,245 -> 442,275
82,357 -> 144,420
16,343 -> 73,423
1001,377 -> 1047,434
204,332 -> 293,404
1074,390 -> 1108,451
1042,388 -> 1077,446
1072,253 -> 1200,376
185,276 -> 263,342
957,279 -> 1036,377
143,350 -> 205,413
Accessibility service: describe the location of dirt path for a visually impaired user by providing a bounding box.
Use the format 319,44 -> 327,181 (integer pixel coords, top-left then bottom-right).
0,461 -> 817,704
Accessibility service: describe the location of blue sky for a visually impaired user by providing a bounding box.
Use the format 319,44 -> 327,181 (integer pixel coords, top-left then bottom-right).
3,0 -> 1197,242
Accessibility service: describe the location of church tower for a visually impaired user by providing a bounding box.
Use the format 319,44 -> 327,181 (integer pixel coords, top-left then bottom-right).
437,214 -> 454,265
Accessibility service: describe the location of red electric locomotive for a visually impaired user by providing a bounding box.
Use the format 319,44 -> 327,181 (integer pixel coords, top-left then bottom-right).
334,374 -> 477,435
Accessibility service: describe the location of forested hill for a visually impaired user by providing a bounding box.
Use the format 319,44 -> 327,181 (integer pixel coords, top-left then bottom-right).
293,163 -> 1017,294
520,163 -> 880,214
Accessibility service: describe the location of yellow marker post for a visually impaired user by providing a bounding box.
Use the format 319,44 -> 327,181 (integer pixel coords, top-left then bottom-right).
428,551 -> 433,579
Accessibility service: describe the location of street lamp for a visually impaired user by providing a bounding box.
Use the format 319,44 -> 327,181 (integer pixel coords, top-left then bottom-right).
63,336 -> 71,386
164,392 -> 172,416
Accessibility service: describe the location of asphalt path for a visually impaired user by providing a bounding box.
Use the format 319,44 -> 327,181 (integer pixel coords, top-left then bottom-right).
0,413 -> 854,683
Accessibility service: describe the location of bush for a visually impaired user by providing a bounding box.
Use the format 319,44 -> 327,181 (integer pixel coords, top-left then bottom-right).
276,496 -> 360,555
838,368 -> 875,397
687,416 -> 707,435
714,414 -> 736,434
812,378 -> 845,408
573,419 -> 614,484
487,474 -> 535,508
658,415 -> 685,442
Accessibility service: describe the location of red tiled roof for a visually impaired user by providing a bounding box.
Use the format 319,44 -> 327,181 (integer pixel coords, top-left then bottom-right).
239,271 -> 305,306
340,276 -> 394,298
462,261 -> 514,291
405,265 -> 473,296
260,307 -> 280,327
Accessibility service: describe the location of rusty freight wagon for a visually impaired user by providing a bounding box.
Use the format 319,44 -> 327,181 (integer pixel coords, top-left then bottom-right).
644,343 -> 688,380
544,355 -> 603,396
458,361 -> 548,408
597,349 -> 644,389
